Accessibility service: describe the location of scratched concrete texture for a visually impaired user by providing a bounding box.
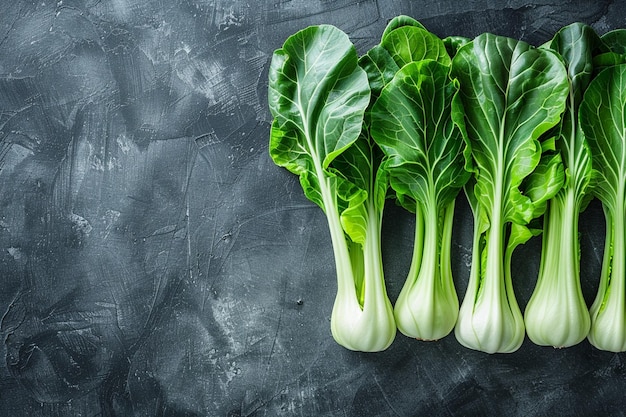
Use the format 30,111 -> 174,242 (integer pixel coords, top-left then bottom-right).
0,0 -> 623,416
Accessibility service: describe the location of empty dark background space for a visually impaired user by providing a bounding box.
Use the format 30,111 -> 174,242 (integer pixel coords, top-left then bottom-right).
0,1 -> 624,416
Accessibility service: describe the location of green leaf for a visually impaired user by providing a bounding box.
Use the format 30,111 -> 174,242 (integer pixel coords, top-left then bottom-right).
601,29 -> 626,54
381,26 -> 451,68
359,45 -> 400,101
444,35 -> 470,58
522,151 -> 565,218
451,33 -> 568,225
333,135 -> 378,245
268,25 -> 371,173
581,64 -> 626,212
381,15 -> 426,40
549,23 -> 602,111
593,52 -> 626,73
359,19 -> 455,215
371,60 -> 469,209
541,22 -> 601,227
591,29 -> 626,74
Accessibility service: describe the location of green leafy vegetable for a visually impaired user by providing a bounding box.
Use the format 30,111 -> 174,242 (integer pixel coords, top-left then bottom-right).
581,63 -> 626,352
524,23 -> 601,348
360,16 -> 450,86
451,33 -> 569,353
267,19 -> 626,354
360,18 -> 470,341
268,25 -> 396,352
370,58 -> 470,341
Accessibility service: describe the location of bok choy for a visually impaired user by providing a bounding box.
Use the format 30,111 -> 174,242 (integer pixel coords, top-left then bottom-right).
363,17 -> 469,341
451,33 -> 569,353
581,63 -> 626,352
268,25 -> 396,352
370,59 -> 470,341
524,23 -> 601,348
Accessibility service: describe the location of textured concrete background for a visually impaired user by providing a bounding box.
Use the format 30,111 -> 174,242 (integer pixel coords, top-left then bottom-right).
0,1 -> 623,416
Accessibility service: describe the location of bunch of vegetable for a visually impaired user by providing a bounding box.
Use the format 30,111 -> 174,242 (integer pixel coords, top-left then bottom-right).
267,17 -> 626,353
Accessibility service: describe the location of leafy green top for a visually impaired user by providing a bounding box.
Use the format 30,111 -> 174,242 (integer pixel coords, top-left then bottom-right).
451,33 -> 569,228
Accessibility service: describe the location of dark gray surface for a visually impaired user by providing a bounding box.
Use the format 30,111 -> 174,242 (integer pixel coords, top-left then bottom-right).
0,1 -> 623,416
